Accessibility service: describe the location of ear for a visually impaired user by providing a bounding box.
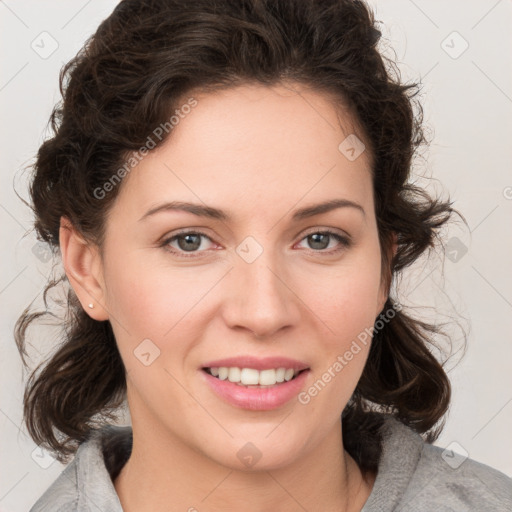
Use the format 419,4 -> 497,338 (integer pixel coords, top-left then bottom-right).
59,216 -> 109,321
377,231 -> 398,314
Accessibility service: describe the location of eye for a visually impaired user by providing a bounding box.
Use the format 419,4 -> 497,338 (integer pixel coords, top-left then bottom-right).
161,230 -> 216,258
296,229 -> 351,254
161,228 -> 351,258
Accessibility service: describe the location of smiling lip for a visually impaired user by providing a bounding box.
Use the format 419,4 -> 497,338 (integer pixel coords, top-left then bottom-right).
200,355 -> 310,411
201,368 -> 310,410
201,356 -> 309,372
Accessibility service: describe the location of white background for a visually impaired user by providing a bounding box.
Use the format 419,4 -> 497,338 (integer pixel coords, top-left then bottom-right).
1,1 -> 511,510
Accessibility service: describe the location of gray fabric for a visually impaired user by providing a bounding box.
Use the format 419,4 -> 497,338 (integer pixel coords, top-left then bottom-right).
30,415 -> 512,511
360,418 -> 512,511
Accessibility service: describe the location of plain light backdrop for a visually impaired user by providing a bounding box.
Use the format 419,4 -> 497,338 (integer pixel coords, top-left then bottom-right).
1,1 -> 511,510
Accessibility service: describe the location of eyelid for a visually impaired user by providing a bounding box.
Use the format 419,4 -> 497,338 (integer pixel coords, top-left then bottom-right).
299,226 -> 351,241
294,228 -> 352,254
160,225 -> 351,243
158,227 -> 216,245
160,226 -> 352,257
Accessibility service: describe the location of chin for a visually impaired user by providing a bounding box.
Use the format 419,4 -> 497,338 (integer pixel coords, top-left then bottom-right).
203,432 -> 305,472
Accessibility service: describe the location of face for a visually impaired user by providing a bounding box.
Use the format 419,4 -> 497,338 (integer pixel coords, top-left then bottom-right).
84,83 -> 389,470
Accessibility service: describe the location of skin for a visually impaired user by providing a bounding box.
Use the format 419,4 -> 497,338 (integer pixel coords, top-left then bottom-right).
60,82 -> 396,512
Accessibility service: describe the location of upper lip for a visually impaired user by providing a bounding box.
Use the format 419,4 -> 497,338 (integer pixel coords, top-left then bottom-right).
201,356 -> 310,372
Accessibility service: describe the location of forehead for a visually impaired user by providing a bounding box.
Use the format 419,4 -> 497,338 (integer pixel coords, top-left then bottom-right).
112,83 -> 373,224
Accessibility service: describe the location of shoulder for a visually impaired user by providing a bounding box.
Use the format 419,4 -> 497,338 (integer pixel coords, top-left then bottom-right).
406,442 -> 512,511
29,425 -> 131,512
363,414 -> 512,512
28,460 -> 80,512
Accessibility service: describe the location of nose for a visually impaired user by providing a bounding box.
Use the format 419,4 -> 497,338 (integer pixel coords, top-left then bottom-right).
222,248 -> 301,339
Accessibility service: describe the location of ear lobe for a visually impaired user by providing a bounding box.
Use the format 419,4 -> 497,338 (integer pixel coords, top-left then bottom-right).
59,216 -> 109,321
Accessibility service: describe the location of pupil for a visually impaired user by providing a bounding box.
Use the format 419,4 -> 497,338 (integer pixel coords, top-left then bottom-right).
309,233 -> 329,250
178,234 -> 201,251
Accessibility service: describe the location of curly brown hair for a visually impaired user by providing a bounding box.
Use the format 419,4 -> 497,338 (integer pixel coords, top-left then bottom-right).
15,0 -> 465,471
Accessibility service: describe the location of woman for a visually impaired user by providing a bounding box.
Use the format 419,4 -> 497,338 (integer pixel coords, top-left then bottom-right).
16,0 -> 512,510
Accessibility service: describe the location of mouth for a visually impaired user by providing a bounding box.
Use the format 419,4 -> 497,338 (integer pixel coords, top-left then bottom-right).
202,366 -> 309,388
201,365 -> 311,410
199,356 -> 311,410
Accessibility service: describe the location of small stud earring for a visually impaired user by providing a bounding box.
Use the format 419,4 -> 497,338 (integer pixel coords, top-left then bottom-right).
88,303 -> 94,309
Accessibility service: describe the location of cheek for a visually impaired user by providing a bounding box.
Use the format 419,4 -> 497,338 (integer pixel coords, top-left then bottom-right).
101,252 -> 226,376
297,265 -> 380,417
299,252 -> 382,340
102,249 -> 196,336
104,267 -> 164,337
102,260 -> 194,399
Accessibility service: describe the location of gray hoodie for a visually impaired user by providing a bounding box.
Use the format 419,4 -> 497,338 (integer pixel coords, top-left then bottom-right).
29,414 -> 512,511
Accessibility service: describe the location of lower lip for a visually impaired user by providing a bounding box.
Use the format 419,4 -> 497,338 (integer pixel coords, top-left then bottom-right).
201,369 -> 310,411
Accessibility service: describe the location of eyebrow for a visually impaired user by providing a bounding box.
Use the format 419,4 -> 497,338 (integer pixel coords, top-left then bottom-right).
138,198 -> 365,223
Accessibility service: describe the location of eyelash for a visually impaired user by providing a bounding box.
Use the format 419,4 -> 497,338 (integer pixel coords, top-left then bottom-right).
160,228 -> 352,259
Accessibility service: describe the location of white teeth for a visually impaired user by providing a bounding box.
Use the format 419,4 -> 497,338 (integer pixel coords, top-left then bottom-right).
240,368 -> 260,385
284,368 -> 295,381
206,366 -> 303,386
228,367 -> 241,383
259,369 -> 276,386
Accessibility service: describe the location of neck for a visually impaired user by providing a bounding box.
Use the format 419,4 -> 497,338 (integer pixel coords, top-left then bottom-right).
113,416 -> 375,512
